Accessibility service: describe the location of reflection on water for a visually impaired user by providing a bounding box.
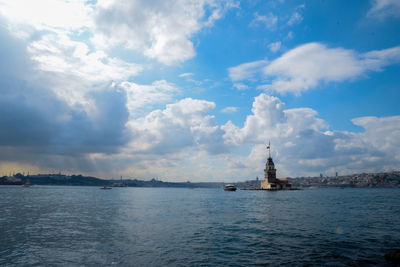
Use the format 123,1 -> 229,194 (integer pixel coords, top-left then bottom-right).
0,186 -> 399,266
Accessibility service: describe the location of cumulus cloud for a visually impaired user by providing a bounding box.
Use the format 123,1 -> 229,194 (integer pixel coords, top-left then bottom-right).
0,2 -> 236,179
28,32 -> 141,83
0,22 -> 130,176
0,2 -> 141,109
26,32 -> 142,107
83,97 -> 400,180
1,33 -> 399,182
229,42 -> 400,95
93,0 -> 238,64
0,0 -> 237,70
0,2 -> 399,181
221,94 -> 400,177
0,0 -> 92,32
126,98 -> 228,155
121,80 -> 179,117
0,0 -> 238,123
222,94 -> 327,146
367,0 -> 400,19
261,43 -> 365,94
0,79 -> 130,162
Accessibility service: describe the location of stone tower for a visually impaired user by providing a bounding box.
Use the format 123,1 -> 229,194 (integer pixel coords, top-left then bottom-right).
264,156 -> 277,183
261,141 -> 292,190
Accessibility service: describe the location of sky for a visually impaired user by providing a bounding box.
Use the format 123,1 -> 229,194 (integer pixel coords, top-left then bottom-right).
0,0 -> 399,181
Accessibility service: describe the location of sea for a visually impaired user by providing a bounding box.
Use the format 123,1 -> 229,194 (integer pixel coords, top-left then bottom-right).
0,186 -> 399,266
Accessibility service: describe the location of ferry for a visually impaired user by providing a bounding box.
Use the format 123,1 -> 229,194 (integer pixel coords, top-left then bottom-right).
22,179 -> 33,187
100,186 -> 112,190
224,184 -> 237,191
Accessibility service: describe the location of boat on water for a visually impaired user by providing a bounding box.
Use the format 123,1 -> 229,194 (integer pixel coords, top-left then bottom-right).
224,185 -> 237,191
100,186 -> 112,190
22,179 -> 33,187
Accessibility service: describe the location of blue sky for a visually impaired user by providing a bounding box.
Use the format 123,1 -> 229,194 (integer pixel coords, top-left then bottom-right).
0,0 -> 399,181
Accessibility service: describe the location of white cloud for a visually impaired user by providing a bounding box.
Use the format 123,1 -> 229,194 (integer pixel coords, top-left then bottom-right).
0,0 -> 93,31
287,31 -> 294,40
93,0 -> 238,65
250,12 -> 278,30
28,32 -> 141,83
0,0 -> 237,68
229,43 -> 400,95
228,59 -> 269,81
367,0 -> 400,19
233,83 -> 249,90
121,80 -> 179,117
0,1 -> 142,109
221,107 -> 239,113
262,43 -> 365,94
126,98 -> 227,155
361,46 -> 400,70
350,116 -> 400,155
179,73 -> 194,78
287,12 -> 303,25
262,43 -> 400,94
222,94 -> 327,146
221,93 -> 400,177
26,32 -> 141,107
1,1 -> 399,181
268,41 -> 281,53
117,110 -> 400,180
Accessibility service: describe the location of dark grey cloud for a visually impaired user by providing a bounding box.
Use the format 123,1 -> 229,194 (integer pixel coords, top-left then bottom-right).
0,26 -> 130,171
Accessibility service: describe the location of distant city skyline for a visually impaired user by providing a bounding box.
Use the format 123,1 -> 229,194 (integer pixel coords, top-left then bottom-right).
0,0 -> 399,181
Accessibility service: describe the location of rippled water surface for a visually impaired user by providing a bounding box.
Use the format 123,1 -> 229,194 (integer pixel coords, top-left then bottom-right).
1,186 -> 399,266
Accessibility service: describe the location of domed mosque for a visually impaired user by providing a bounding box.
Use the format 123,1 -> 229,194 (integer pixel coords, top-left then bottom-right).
260,142 -> 292,190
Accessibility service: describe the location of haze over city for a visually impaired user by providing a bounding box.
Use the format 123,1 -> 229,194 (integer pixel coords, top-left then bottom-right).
0,0 -> 399,181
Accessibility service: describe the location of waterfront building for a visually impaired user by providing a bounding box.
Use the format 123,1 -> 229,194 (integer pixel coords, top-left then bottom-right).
260,142 -> 292,190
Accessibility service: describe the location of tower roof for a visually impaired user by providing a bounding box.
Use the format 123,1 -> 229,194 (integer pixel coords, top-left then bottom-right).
267,156 -> 275,165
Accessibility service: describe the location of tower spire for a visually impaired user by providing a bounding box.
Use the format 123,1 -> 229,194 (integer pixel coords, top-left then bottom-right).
266,141 -> 271,158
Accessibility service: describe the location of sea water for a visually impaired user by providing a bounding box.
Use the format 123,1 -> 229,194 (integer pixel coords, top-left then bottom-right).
0,186 -> 399,266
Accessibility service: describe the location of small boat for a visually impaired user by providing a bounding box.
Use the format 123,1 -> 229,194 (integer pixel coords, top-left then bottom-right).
22,179 -> 33,187
224,184 -> 237,191
100,186 -> 112,190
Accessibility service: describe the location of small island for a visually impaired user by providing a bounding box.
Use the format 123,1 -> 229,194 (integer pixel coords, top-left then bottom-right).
260,153 -> 292,190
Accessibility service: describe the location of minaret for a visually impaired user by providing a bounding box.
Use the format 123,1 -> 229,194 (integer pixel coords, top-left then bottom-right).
264,141 -> 277,183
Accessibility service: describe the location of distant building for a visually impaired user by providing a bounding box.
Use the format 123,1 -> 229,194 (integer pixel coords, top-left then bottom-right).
260,143 -> 292,190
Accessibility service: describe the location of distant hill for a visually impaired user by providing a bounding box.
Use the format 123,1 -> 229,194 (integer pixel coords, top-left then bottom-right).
234,171 -> 400,189
0,173 -> 223,188
0,173 -> 109,186
2,171 -> 398,188
288,171 -> 400,188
